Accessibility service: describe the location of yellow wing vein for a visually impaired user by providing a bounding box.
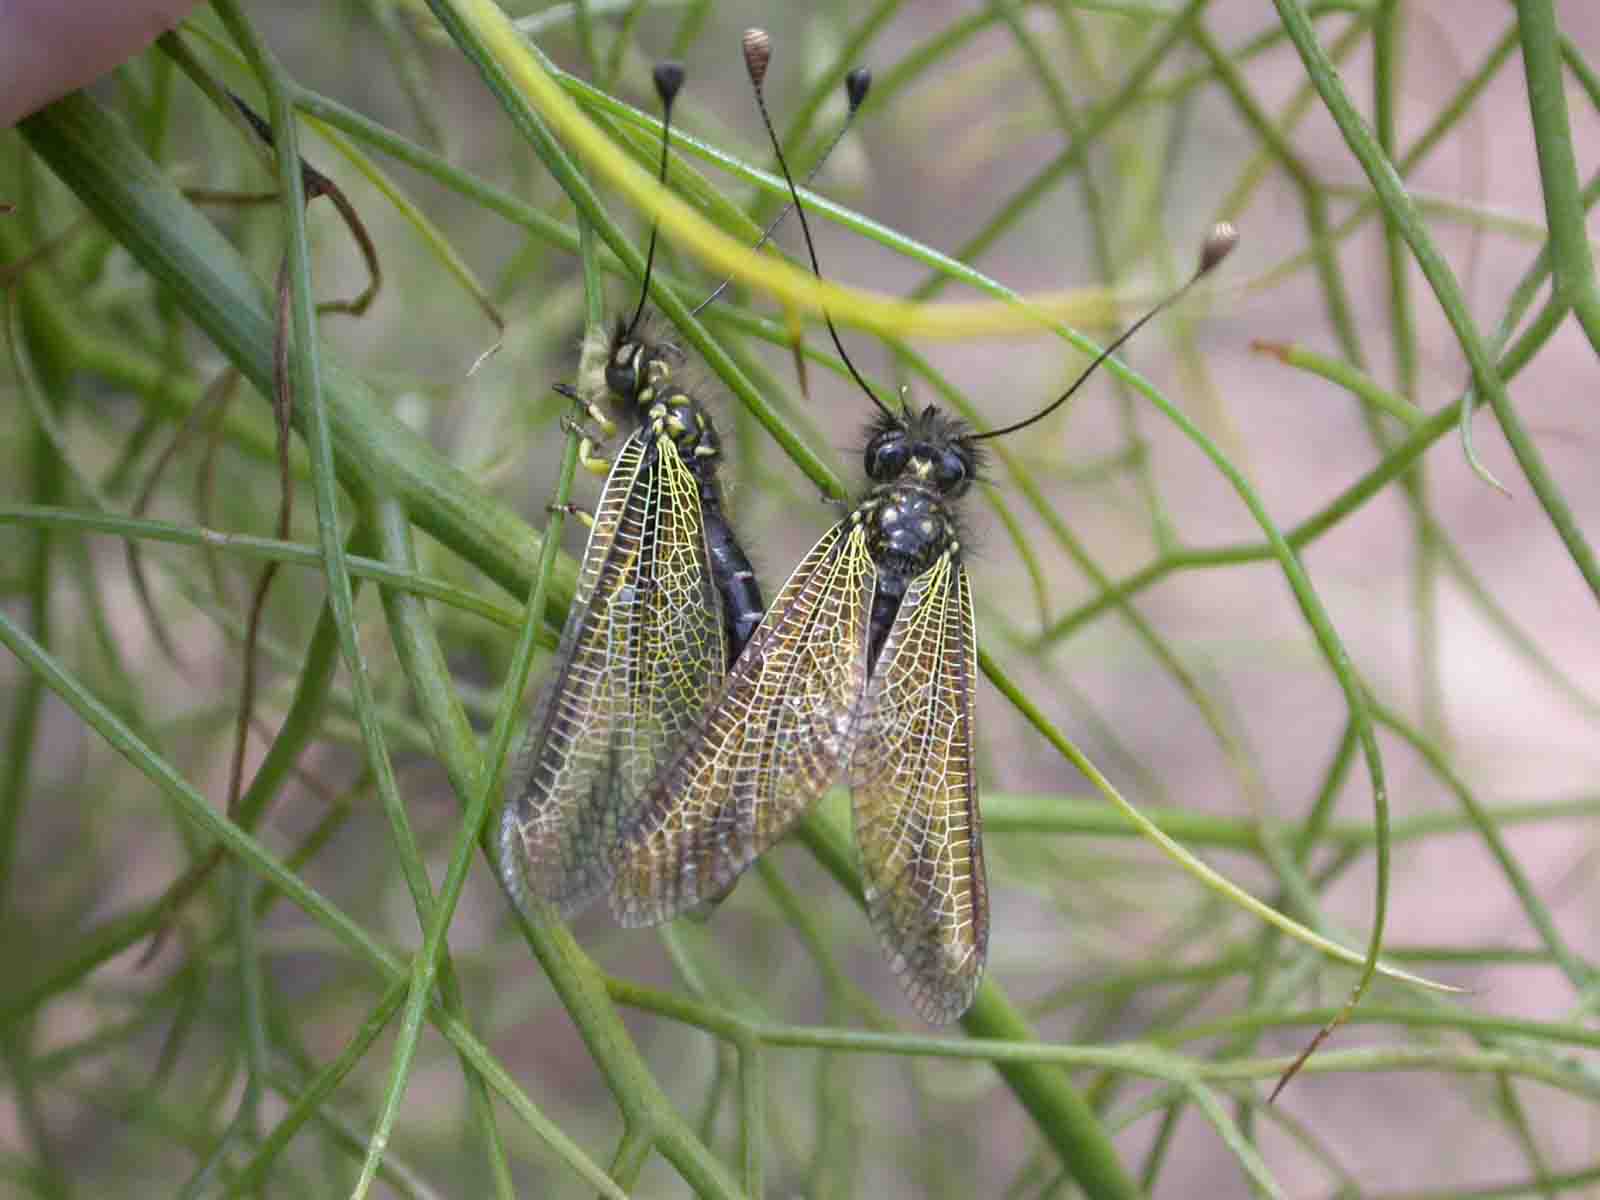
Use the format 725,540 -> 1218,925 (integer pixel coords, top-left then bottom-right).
502,432 -> 723,916
611,521 -> 876,926
851,553 -> 987,1023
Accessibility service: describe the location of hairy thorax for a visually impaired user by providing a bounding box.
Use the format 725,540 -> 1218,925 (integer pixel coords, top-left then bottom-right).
861,484 -> 959,577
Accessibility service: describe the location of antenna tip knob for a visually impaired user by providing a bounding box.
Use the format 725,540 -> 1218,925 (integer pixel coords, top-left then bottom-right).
653,61 -> 686,105
845,67 -> 872,111
742,28 -> 772,88
1199,222 -> 1239,274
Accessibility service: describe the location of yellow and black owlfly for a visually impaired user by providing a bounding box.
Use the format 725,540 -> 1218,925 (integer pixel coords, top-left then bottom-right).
612,396 -> 993,1022
500,49 -> 869,918
607,42 -> 1239,1021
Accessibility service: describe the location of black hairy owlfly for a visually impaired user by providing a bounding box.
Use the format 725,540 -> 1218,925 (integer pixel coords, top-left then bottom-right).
500,42 -> 870,918
608,40 -> 1239,1021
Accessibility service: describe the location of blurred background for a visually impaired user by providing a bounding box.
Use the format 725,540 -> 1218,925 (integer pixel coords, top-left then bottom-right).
4,1 -> 1600,1196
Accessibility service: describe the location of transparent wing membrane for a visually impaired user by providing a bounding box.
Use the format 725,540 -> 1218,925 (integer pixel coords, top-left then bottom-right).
851,553 -> 987,1022
610,521 -> 876,926
503,432 -> 724,916
607,511 -> 989,1021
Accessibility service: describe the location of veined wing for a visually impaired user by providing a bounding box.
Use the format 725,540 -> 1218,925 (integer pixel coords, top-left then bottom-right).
610,520 -> 876,926
624,427 -> 727,797
502,431 -> 724,916
850,551 -> 987,1023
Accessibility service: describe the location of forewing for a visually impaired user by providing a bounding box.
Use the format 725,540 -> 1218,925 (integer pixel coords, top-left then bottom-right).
850,552 -> 987,1023
501,432 -> 724,916
610,521 -> 876,926
625,433 -> 727,795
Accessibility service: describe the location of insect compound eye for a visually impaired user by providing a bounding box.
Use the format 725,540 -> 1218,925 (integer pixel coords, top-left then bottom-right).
865,434 -> 910,481
935,446 -> 972,495
605,350 -> 640,401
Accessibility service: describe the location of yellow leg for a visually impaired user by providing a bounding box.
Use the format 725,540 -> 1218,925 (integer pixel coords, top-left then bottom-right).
552,382 -> 616,474
548,502 -> 596,530
578,436 -> 610,476
586,402 -> 618,440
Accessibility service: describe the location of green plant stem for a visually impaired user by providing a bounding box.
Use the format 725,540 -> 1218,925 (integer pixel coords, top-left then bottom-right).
228,983 -> 408,1195
212,10 -> 516,1195
0,1033 -> 67,1200
15,11 -> 1600,1194
1368,702 -> 1591,989
1037,278 -> 1571,649
359,157 -> 740,1196
215,13 -> 457,1195
1373,0 -> 1445,746
427,0 -> 840,497
0,360 -> 61,939
794,808 -> 1143,1200
0,297 -> 70,1200
607,1125 -> 654,1195
0,506 -> 528,632
13,96 -> 573,621
1254,341 -> 1425,428
1274,0 -> 1600,614
227,858 -> 268,1180
0,606 -> 628,1197
1514,0 -> 1600,351
601,976 -> 1600,1101
911,0 -> 1206,301
368,497 -> 516,1200
779,0 -> 903,156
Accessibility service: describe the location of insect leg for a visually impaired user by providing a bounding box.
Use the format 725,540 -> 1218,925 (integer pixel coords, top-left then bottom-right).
554,381 -> 617,476
547,501 -> 596,530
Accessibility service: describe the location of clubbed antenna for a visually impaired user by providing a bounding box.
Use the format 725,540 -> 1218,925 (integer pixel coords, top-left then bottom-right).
692,38 -> 872,317
626,61 -> 686,338
737,27 -> 891,418
742,26 -> 772,85
972,223 -> 1240,441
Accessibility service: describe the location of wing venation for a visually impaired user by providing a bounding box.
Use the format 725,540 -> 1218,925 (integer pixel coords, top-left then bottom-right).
502,432 -> 724,915
610,521 -> 876,926
850,552 -> 987,1023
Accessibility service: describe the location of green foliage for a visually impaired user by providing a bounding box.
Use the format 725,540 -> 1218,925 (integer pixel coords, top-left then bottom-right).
3,2 -> 1600,1196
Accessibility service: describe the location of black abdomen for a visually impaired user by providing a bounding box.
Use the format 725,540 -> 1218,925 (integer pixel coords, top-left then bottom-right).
704,503 -> 763,666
